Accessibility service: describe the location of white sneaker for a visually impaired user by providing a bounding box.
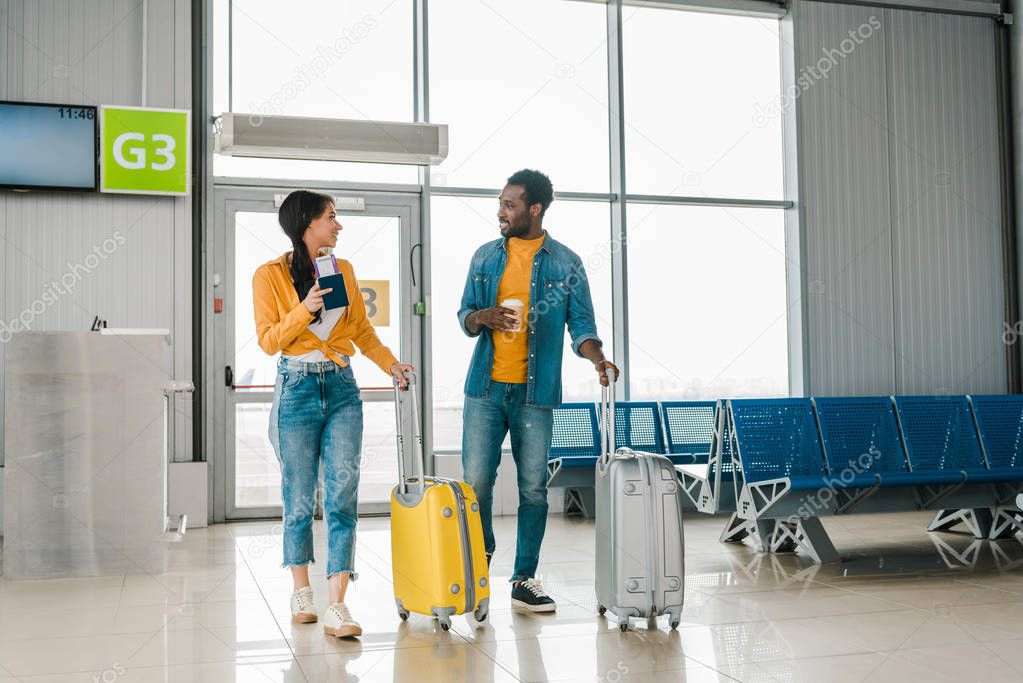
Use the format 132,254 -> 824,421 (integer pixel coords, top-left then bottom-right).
290,586 -> 317,624
323,602 -> 363,638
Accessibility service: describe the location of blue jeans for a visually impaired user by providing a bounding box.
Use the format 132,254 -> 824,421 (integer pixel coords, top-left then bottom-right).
461,381 -> 554,581
269,357 -> 363,579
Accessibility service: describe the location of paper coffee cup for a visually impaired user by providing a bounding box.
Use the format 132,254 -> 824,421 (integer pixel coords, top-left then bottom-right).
500,298 -> 524,333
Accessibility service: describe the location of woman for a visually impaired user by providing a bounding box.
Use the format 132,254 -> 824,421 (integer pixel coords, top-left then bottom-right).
253,189 -> 412,639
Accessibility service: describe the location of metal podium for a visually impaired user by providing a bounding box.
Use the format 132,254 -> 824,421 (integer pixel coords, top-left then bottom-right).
3,330 -> 187,579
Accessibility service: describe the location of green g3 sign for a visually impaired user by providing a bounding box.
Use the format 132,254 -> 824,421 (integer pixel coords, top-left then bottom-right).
100,105 -> 190,195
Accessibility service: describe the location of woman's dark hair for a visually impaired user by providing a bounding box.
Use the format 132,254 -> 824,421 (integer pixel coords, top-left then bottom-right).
278,189 -> 333,323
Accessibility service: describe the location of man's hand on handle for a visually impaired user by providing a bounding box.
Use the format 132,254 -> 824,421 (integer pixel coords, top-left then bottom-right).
578,339 -> 618,387
595,359 -> 619,387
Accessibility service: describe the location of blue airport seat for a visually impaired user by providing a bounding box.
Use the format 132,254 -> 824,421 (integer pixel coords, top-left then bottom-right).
968,395 -> 1023,481
729,398 -> 831,491
552,456 -> 601,469
661,401 -> 716,465
549,401 -> 666,469
547,402 -> 602,517
728,398 -> 843,563
612,401 -> 666,454
894,396 -> 994,483
675,400 -> 739,516
812,396 -> 905,478
814,396 -> 968,493
548,401 -> 669,517
549,402 -> 600,461
923,396 -> 1023,540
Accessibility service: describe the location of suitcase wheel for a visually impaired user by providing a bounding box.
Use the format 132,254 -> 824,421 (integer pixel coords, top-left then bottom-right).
439,619 -> 451,631
597,605 -> 606,616
473,605 -> 488,622
398,609 -> 409,621
669,618 -> 680,630
619,622 -> 629,632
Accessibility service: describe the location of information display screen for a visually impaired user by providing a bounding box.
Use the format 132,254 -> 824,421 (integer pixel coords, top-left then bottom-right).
0,101 -> 98,191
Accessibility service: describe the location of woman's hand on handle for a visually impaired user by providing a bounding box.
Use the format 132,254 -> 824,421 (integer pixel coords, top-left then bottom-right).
390,362 -> 415,389
302,282 -> 332,314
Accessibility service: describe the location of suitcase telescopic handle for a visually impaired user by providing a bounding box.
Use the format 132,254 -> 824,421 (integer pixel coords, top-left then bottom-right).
393,370 -> 425,495
599,366 -> 617,468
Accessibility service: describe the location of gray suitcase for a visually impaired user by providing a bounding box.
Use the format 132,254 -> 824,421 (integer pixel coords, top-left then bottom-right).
594,370 -> 685,631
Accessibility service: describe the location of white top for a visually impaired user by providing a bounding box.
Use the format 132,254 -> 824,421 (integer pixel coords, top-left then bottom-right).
283,305 -> 347,363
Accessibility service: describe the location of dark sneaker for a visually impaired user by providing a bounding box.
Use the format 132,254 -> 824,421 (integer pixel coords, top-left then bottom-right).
511,578 -> 556,613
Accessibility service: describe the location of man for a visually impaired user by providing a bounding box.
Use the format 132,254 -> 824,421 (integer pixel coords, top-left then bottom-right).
458,169 -> 618,612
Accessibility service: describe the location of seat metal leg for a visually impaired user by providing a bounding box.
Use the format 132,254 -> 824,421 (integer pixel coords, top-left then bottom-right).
769,517 -> 839,564
989,506 -> 1023,540
928,508 -> 993,539
720,513 -> 755,543
563,487 -> 595,518
755,519 -> 777,551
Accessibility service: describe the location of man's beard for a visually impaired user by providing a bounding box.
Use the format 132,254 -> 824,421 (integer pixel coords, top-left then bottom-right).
501,218 -> 531,238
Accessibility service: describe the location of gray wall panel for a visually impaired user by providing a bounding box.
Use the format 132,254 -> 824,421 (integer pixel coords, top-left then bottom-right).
888,10 -> 1006,394
795,0 -> 897,395
794,0 -> 1007,396
0,0 -> 193,468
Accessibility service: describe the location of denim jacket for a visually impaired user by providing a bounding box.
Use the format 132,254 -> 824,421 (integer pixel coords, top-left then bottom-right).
458,233 -> 602,408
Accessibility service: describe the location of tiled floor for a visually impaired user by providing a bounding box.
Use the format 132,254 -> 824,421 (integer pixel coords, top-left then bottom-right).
2,511 -> 1023,682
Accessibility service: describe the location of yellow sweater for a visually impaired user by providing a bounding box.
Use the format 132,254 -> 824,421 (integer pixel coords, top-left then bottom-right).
252,252 -> 398,373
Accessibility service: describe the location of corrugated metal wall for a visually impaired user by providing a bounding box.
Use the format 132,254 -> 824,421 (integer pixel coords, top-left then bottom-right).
794,0 -> 1007,396
887,10 -> 1006,394
0,0 -> 193,465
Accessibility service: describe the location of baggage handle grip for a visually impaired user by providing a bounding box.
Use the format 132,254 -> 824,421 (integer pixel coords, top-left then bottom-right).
393,370 -> 426,495
598,366 -> 618,470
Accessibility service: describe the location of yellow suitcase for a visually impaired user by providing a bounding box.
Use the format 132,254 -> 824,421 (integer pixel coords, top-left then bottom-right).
390,374 -> 490,630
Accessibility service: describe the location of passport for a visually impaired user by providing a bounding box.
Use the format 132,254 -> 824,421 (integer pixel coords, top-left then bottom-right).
317,273 -> 350,311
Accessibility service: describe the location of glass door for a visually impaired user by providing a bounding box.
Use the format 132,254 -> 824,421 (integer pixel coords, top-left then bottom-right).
212,187 -> 422,520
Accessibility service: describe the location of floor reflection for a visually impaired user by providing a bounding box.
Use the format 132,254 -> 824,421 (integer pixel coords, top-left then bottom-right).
1,512 -> 1022,682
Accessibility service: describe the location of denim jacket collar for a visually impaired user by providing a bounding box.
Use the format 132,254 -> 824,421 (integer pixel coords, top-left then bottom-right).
497,230 -> 552,255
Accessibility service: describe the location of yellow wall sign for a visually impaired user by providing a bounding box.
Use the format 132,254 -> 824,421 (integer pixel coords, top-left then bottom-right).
360,280 -> 390,327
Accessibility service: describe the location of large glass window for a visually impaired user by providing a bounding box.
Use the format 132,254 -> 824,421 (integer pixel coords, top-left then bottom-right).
430,196 -> 614,451
622,7 -> 784,199
215,0 -> 416,183
216,0 -> 793,459
428,0 -> 610,191
230,0 -> 412,121
626,204 -> 789,400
